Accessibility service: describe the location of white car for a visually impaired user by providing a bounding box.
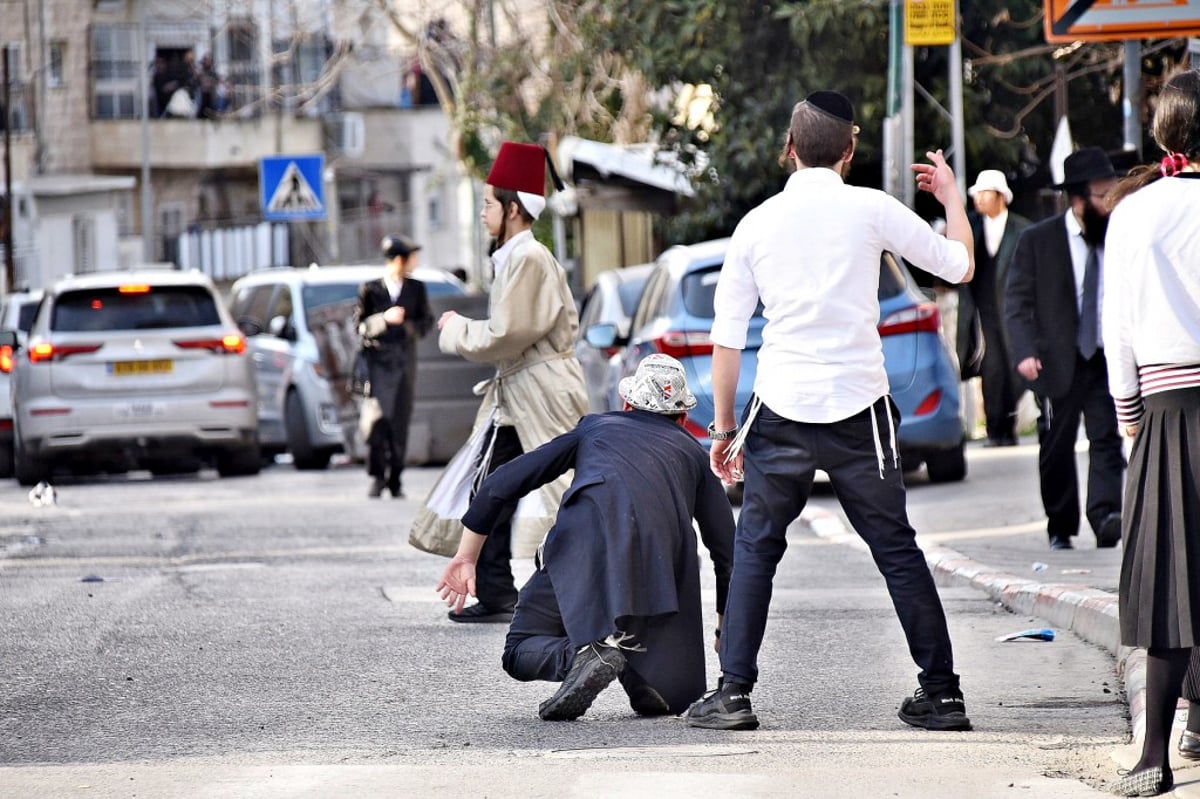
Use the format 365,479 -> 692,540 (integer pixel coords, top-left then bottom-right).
228,264 -> 491,469
0,289 -> 44,478
1,270 -> 259,485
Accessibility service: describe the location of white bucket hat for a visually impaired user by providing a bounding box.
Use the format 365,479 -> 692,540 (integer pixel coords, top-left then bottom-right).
618,354 -> 698,414
967,169 -> 1013,204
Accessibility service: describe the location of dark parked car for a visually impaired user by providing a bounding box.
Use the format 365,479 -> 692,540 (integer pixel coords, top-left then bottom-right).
599,238 -> 966,484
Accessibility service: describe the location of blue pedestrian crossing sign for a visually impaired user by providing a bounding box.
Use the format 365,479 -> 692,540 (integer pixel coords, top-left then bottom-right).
260,154 -> 326,221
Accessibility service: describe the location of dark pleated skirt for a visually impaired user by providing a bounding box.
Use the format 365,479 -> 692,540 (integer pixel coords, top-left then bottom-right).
1118,386 -> 1200,649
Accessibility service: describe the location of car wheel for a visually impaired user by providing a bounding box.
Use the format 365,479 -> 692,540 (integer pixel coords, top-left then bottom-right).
924,442 -> 967,483
13,435 -> 50,487
285,390 -> 330,470
0,441 -> 12,480
216,444 -> 262,477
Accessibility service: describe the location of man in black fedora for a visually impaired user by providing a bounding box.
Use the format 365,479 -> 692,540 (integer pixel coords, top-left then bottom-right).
1005,146 -> 1125,551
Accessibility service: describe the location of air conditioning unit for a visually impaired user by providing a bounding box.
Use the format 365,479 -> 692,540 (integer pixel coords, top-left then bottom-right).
329,112 -> 365,158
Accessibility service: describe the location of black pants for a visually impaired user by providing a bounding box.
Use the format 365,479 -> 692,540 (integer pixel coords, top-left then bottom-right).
473,425 -> 523,611
977,308 -> 1020,441
719,399 -> 960,697
1035,351 -> 1124,540
501,567 -> 575,682
366,363 -> 414,490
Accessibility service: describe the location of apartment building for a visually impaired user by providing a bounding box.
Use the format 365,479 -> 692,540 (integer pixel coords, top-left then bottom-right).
2,0 -> 466,292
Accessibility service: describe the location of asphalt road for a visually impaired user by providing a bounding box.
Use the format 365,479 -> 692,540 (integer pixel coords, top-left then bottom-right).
0,449 -> 1129,798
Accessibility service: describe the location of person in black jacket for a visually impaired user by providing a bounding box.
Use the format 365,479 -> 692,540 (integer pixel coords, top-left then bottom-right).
1005,148 -> 1124,551
436,354 -> 735,720
354,234 -> 434,498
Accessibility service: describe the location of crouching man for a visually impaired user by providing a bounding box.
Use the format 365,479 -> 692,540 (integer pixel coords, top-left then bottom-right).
436,354 -> 735,719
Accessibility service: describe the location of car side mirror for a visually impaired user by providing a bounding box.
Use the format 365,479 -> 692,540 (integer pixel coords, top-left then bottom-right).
267,314 -> 295,341
584,323 -> 618,350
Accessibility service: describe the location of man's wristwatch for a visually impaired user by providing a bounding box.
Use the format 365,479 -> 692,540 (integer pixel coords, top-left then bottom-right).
707,421 -> 738,440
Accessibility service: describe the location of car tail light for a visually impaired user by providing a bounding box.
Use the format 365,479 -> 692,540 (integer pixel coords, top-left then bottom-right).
27,340 -> 104,363
654,330 -> 714,358
878,302 -> 940,337
0,344 -> 13,374
913,388 -> 942,416
683,417 -> 708,440
173,334 -> 247,355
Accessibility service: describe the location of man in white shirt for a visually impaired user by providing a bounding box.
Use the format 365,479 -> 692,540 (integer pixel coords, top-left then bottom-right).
685,91 -> 976,733
959,170 -> 1031,446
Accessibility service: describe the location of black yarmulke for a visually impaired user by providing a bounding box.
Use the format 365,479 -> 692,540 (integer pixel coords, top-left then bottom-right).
805,90 -> 854,124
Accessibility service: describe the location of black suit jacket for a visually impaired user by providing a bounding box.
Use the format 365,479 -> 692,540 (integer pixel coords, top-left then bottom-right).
354,277 -> 433,412
1004,213 -> 1083,400
957,210 -> 1031,376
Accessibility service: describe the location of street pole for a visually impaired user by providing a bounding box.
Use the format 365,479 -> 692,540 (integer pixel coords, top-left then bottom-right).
1123,41 -> 1142,159
948,17 -> 966,200
903,42 -> 915,208
138,0 -> 154,262
3,52 -> 15,292
884,0 -> 903,198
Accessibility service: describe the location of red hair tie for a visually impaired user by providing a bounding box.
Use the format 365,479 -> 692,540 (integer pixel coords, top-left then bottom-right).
1160,152 -> 1189,177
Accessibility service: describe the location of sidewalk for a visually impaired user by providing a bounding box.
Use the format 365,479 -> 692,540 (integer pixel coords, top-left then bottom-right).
802,494 -> 1199,798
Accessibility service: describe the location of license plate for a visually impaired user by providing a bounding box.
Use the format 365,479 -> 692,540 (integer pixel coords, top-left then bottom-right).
110,359 -> 173,376
114,401 -> 166,419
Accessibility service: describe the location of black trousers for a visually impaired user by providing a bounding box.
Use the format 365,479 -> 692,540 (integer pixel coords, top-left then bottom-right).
366,364 -> 414,488
719,399 -> 960,696
977,308 -> 1021,441
1035,351 -> 1124,540
473,425 -> 523,611
501,567 -> 575,682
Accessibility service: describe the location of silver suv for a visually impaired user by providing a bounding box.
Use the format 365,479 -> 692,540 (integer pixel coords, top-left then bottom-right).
229,264 -> 490,470
0,289 -> 44,478
0,270 -> 259,485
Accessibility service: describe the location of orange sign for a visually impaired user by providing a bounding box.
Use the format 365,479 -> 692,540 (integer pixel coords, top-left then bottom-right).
1045,0 -> 1200,43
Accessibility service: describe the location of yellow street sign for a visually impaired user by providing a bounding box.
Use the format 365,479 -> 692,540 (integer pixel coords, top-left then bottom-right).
905,0 -> 957,46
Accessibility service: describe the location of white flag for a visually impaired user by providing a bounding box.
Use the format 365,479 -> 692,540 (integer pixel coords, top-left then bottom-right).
1049,116 -> 1074,185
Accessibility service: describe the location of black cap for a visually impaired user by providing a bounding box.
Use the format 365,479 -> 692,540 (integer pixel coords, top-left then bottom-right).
804,90 -> 854,125
381,234 -> 421,260
1053,146 -> 1117,189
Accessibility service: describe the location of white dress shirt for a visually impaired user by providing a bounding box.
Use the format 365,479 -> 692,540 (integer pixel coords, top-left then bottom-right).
712,167 -> 970,423
982,209 -> 1007,257
384,275 -> 403,303
1064,209 -> 1105,351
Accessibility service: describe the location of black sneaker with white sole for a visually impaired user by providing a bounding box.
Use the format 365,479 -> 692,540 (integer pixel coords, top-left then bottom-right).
538,641 -> 626,721
685,682 -> 759,730
897,686 -> 972,731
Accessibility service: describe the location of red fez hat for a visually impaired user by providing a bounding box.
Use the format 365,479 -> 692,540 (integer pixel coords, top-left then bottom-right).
486,141 -> 550,195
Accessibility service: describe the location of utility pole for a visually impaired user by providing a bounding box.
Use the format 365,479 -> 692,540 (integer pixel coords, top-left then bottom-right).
1123,41 -> 1142,158
3,51 -> 15,292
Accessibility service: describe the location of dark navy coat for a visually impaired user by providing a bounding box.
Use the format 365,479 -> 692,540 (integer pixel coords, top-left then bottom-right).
463,410 -> 735,713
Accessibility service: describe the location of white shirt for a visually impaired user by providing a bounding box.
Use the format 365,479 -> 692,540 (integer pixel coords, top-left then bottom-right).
711,168 -> 970,423
982,209 -> 1007,257
384,275 -> 403,303
1102,175 -> 1200,409
1064,209 -> 1105,350
490,229 -> 534,283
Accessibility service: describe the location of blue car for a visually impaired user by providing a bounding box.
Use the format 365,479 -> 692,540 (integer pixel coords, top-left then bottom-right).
594,238 -> 966,486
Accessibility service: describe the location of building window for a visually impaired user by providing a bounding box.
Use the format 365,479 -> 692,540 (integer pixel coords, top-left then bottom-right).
91,25 -> 140,119
73,216 -> 96,274
2,44 -> 30,133
159,203 -> 185,265
429,194 -> 442,231
223,19 -> 261,115
49,41 -> 66,88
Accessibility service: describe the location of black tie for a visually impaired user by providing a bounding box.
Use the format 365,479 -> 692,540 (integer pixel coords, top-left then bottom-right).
1077,245 -> 1099,359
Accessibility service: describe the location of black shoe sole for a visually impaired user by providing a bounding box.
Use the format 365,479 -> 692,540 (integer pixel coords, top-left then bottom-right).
686,709 -> 759,730
447,608 -> 514,624
539,652 -> 622,721
898,708 -> 973,731
1180,731 -> 1200,761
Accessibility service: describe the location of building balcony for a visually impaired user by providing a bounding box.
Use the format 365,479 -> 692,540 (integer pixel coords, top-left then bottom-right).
89,116 -> 325,171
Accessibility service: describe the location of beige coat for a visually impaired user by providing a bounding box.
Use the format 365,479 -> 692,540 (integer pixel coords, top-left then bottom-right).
409,235 -> 587,558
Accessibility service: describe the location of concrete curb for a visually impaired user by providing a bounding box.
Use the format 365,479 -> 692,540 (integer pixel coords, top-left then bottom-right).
923,545 -> 1145,743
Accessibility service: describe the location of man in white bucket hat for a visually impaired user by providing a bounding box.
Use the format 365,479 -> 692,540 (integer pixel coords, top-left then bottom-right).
436,353 -> 735,721
960,168 -> 1031,447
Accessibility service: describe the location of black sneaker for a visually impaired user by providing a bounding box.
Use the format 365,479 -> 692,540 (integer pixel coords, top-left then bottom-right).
685,682 -> 758,730
619,666 -> 671,717
538,641 -> 626,721
897,686 -> 972,731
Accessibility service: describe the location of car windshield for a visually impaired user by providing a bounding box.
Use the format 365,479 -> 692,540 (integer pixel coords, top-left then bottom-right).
17,301 -> 39,332
302,277 -> 461,310
52,286 -> 221,331
617,279 -> 647,316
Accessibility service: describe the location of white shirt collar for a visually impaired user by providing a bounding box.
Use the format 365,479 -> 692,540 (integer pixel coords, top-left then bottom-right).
982,209 -> 1008,256
490,229 -> 533,280
384,275 -> 403,300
